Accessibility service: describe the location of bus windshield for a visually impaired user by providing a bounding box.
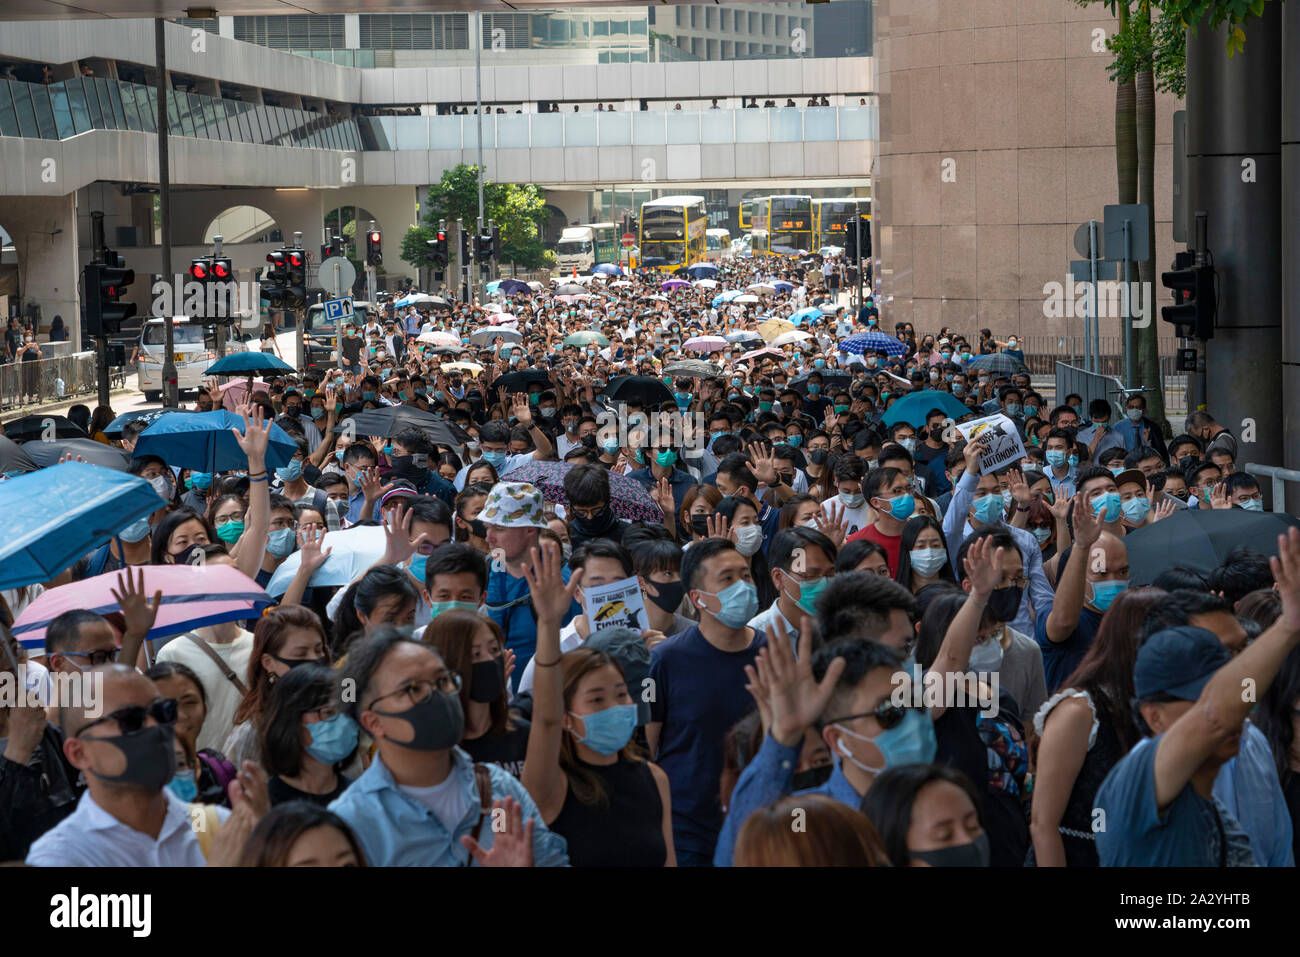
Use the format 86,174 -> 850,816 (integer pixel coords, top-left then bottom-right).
557,240 -> 592,255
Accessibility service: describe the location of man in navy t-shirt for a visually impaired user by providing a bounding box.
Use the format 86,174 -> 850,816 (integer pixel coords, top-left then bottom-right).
647,539 -> 766,866
1035,494 -> 1125,692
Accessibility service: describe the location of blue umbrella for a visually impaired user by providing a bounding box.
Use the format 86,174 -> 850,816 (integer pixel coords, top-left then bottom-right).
725,331 -> 764,344
485,280 -> 502,295
883,390 -> 972,428
685,263 -> 718,279
593,263 -> 622,276
102,407 -> 197,438
838,331 -> 908,357
498,278 -> 532,295
964,352 -> 1028,375
712,290 -> 744,308
773,280 -> 794,292
791,307 -> 823,326
134,410 -> 297,473
205,351 -> 295,377
0,462 -> 165,590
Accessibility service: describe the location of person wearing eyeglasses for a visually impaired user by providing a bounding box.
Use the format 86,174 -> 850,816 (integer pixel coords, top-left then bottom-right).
328,626 -> 568,866
712,536 -> 1005,866
42,610 -> 121,678
25,665 -> 268,866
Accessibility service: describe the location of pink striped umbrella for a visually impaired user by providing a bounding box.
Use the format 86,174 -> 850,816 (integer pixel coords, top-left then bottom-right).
11,564 -> 273,657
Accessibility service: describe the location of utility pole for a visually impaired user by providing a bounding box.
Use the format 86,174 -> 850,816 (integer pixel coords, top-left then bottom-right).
156,17 -> 177,408
90,211 -> 109,408
475,13 -> 486,231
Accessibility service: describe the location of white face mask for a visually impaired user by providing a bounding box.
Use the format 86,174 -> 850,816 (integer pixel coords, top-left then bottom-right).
733,524 -> 764,557
969,629 -> 1004,671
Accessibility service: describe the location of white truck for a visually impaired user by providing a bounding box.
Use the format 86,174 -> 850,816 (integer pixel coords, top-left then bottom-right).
554,223 -> 617,275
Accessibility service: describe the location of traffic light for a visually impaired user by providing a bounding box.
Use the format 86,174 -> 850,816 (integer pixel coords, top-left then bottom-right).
263,250 -> 287,309
475,232 -> 493,260
365,229 -> 382,266
844,217 -> 858,260
84,251 -> 136,338
460,227 -> 472,264
209,256 -> 234,324
286,248 -> 307,308
321,235 -> 344,260
1160,253 -> 1216,340
491,224 -> 500,261
427,228 -> 448,266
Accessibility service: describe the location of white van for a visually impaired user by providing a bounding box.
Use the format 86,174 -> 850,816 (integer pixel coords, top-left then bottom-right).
706,228 -> 732,261
136,317 -> 217,401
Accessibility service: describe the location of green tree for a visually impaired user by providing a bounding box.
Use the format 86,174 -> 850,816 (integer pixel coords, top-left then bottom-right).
400,164 -> 552,272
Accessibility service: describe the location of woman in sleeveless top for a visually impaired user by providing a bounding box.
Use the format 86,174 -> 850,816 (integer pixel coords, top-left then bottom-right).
1029,587 -> 1165,866
521,546 -> 675,866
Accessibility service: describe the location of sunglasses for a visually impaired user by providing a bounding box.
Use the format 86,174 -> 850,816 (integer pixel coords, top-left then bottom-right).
827,699 -> 916,732
77,697 -> 178,738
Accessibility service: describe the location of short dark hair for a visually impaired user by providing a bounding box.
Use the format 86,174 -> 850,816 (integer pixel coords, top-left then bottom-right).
954,528 -> 1018,583
769,527 -> 836,574
815,572 -> 918,644
717,453 -> 758,494
423,543 -> 487,593
1149,567 -> 1208,592
680,537 -> 738,591
1207,548 -> 1274,606
343,443 -> 376,467
864,466 -> 904,502
407,496 -> 453,532
392,427 -> 435,456
1223,472 -> 1260,498
563,464 -> 610,509
860,764 -> 984,867
46,610 -> 109,654
833,455 -> 866,482
628,537 -> 683,579
811,638 -> 903,730
570,539 -> 634,577
339,628 -> 437,723
1139,589 -> 1233,644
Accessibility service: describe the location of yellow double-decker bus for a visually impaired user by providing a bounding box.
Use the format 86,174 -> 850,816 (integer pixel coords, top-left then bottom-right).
637,195 -> 708,272
813,197 -> 871,250
751,194 -> 814,256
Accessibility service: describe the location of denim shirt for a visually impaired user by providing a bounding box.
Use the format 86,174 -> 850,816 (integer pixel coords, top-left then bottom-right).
328,747 -> 569,867
1212,720 -> 1295,866
712,732 -> 863,867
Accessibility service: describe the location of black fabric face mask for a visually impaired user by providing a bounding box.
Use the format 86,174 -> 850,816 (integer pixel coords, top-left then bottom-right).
690,514 -> 711,537
792,765 -> 832,792
645,579 -> 685,614
372,690 -> 464,751
390,454 -> 428,482
910,832 -> 991,867
468,656 -> 505,703
85,723 -> 176,792
987,585 -> 1023,623
572,506 -> 619,537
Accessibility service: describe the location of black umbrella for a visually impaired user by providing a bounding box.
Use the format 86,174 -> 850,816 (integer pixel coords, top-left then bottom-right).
0,435 -> 37,474
489,369 -> 552,393
498,279 -> 531,297
965,353 -> 1028,376
1125,508 -> 1300,585
599,375 -> 675,407
24,438 -> 132,471
3,415 -> 89,442
428,346 -> 468,357
788,371 -> 853,396
338,406 -> 468,447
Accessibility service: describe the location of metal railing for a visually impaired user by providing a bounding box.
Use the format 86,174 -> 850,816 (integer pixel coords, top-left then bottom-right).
0,352 -> 110,411
1244,464 -> 1300,514
1026,335 -> 1187,417
1054,361 -> 1125,424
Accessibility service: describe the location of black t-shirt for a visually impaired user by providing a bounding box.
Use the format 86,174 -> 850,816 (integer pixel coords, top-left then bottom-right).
914,441 -> 946,468
267,773 -> 352,807
340,334 -> 363,366
461,719 -> 531,779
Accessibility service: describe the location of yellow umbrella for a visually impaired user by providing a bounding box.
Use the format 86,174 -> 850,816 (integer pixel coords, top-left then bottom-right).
443,362 -> 484,376
758,318 -> 797,342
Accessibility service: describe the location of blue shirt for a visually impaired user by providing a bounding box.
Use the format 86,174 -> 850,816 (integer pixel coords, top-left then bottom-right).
1033,604 -> 1101,694
345,488 -> 366,524
1212,721 -> 1295,866
649,624 -> 767,859
1094,734 -> 1256,866
713,732 -> 862,866
329,747 -> 568,866
485,563 -> 578,692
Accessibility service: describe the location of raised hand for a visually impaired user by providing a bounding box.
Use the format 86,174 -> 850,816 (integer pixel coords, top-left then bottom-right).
1046,489 -> 1072,521
523,540 -> 582,624
815,502 -> 848,548
232,402 -> 271,468
1072,491 -> 1103,550
1209,481 -> 1232,510
743,648 -> 775,737
360,466 -> 393,504
296,525 -> 333,573
461,797 -> 535,867
1150,497 -> 1176,523
381,500 -> 421,564
110,567 -> 162,642
746,440 -> 778,486
502,647 -> 516,686
1006,468 -> 1031,505
962,438 -> 988,476
649,475 -> 674,517
961,534 -> 1005,600
706,512 -> 730,541
755,616 -> 846,748
1271,527 -> 1300,633
511,392 -> 533,428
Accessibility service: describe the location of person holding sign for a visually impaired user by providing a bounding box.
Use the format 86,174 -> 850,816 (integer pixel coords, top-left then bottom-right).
941,438 -> 1055,642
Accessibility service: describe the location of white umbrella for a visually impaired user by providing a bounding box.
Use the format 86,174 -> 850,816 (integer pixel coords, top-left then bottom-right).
264,525 -> 387,597
747,282 -> 776,294
771,330 -> 813,347
735,294 -> 761,304
610,280 -> 634,288
469,325 -> 524,346
527,281 -> 544,291
418,331 -> 460,346
693,278 -> 719,288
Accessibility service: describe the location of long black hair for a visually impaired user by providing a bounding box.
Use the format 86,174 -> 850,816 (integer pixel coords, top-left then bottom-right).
715,495 -> 774,609
260,664 -> 356,779
894,515 -> 955,591
860,764 -> 984,867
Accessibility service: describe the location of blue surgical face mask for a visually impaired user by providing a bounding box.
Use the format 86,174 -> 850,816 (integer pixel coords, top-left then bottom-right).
786,434 -> 802,448
808,384 -> 821,396
335,449 -> 346,463
835,707 -> 937,773
602,439 -> 620,455
1241,498 -> 1264,512
1122,496 -> 1151,524
187,472 -> 213,491
118,516 -> 152,543
267,527 -> 297,559
697,579 -> 759,628
407,552 -> 429,584
305,713 -> 360,765
1087,578 -> 1128,612
973,493 -> 1003,525
481,449 -> 506,468
655,450 -> 678,468
881,492 -> 916,521
276,459 -> 304,483
167,772 -> 198,803
1045,449 -> 1067,468
1091,491 -> 1122,523
1005,403 -> 1022,416
430,600 -> 480,618
362,391 -> 377,401
568,703 -> 638,755
1068,454 -> 1079,468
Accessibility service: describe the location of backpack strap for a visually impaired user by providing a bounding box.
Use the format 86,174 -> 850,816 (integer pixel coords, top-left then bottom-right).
464,762 -> 494,864
185,634 -> 249,696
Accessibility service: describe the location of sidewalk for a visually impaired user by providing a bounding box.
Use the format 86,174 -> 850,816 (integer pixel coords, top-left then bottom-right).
0,387 -> 134,424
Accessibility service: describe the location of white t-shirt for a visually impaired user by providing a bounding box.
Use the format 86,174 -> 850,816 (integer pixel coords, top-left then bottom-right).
515,619 -> 583,698
155,629 -> 254,753
399,772 -> 471,836
821,493 -> 869,538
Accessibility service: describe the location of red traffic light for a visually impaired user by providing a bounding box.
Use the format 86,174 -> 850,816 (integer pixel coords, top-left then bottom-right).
369,231 -> 381,243
436,231 -> 446,242
190,260 -> 209,281
266,252 -> 284,265
288,251 -> 305,268
212,261 -> 231,280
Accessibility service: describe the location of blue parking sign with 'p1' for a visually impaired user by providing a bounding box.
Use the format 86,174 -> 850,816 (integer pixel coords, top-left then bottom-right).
323,297 -> 354,323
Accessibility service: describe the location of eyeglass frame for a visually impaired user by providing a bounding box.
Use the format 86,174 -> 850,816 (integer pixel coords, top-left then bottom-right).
368,671 -> 463,713
76,697 -> 178,738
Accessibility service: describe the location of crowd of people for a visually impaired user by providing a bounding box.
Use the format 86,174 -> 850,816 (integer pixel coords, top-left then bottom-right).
0,249 -> 1295,870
